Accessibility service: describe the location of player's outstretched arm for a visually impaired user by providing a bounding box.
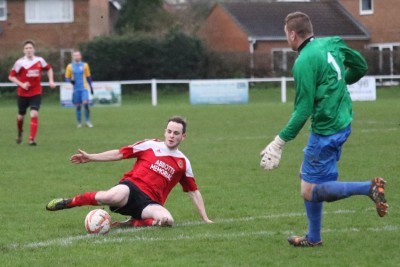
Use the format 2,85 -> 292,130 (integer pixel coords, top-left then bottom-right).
70,149 -> 123,164
187,190 -> 213,223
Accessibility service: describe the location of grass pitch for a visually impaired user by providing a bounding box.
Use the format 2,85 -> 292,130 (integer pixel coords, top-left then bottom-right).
0,86 -> 399,266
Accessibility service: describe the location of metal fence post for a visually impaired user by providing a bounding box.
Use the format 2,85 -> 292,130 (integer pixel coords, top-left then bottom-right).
281,76 -> 287,103
151,79 -> 157,106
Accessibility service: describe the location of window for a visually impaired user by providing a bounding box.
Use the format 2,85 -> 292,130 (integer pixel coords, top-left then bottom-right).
394,46 -> 400,75
60,48 -> 74,75
368,43 -> 400,75
0,0 -> 7,21
25,0 -> 73,23
360,0 -> 373,15
272,48 -> 297,74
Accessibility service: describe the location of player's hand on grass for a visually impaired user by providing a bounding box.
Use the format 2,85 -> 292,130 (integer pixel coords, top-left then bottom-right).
260,135 -> 286,170
70,149 -> 91,164
203,218 -> 213,224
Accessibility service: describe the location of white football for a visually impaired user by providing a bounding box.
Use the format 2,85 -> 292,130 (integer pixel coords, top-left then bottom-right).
84,209 -> 111,234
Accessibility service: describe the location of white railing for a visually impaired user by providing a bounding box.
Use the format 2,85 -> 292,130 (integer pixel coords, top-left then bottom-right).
1,75 -> 399,106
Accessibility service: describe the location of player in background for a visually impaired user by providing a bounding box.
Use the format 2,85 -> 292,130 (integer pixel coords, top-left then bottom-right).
46,116 -> 213,227
65,50 -> 94,128
9,40 -> 56,146
260,12 -> 388,247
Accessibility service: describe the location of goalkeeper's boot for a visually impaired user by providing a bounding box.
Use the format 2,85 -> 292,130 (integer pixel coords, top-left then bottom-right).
288,235 -> 322,247
111,218 -> 154,228
46,198 -> 72,211
16,131 -> 23,144
369,177 -> 388,217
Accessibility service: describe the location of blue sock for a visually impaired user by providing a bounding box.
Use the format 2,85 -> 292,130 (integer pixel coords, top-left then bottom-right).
76,106 -> 82,123
84,104 -> 90,122
312,181 -> 371,202
304,200 -> 323,243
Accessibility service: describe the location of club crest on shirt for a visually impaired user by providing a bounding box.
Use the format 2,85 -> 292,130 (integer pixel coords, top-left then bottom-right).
178,160 -> 183,169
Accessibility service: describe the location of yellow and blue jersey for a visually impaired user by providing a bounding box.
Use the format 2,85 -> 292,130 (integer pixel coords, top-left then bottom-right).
65,62 -> 92,91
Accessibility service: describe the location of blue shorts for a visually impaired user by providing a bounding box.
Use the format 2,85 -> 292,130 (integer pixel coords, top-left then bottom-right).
300,125 -> 351,184
72,90 -> 89,105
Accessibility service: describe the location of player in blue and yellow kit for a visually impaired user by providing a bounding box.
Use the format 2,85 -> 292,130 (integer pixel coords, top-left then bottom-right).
65,51 -> 94,128
260,12 -> 388,247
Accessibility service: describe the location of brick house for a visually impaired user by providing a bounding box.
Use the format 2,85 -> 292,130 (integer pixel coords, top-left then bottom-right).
338,0 -> 400,74
199,0 -> 398,76
0,0 -> 121,72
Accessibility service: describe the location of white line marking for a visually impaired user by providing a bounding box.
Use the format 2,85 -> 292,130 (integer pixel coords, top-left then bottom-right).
4,209 -> 395,250
214,135 -> 268,141
91,225 -> 400,245
361,128 -> 398,133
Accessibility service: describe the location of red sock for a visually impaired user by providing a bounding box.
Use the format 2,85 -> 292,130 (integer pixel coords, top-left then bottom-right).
133,218 -> 154,227
29,117 -> 38,141
17,118 -> 24,132
69,192 -> 99,207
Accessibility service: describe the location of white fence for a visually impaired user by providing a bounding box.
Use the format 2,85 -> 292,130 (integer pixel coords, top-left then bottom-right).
1,75 -> 399,106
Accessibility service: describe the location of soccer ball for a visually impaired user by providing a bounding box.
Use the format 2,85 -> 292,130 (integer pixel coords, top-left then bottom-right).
84,209 -> 111,234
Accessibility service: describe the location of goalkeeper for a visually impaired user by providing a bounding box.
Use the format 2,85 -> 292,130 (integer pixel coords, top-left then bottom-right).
260,12 -> 388,247
65,50 -> 94,128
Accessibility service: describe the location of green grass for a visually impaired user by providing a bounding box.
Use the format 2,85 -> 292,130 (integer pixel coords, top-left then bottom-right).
0,86 -> 399,266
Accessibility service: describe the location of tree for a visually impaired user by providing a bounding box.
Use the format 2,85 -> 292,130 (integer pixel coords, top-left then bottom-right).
115,0 -> 174,34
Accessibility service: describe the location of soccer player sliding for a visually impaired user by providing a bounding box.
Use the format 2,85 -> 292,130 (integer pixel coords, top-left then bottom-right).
46,116 -> 212,227
260,12 -> 388,247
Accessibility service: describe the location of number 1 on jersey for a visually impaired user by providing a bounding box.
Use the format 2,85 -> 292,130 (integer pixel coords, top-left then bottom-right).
327,52 -> 342,80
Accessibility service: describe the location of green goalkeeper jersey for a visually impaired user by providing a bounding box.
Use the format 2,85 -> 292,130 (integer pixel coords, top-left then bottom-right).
279,36 -> 368,142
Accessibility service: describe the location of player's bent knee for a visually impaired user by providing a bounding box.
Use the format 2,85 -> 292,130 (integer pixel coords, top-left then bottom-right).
301,191 -> 312,201
300,185 -> 314,201
142,204 -> 174,226
30,110 -> 39,117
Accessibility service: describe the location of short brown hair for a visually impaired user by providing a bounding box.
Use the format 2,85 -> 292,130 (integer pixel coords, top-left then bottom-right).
23,39 -> 35,48
167,116 -> 187,134
284,12 -> 313,39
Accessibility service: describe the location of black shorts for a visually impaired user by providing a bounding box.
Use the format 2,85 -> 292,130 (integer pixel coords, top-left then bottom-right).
109,180 -> 160,219
17,95 -> 41,115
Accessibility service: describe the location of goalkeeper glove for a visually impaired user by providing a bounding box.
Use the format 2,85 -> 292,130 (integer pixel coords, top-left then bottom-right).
90,86 -> 94,95
260,135 -> 286,170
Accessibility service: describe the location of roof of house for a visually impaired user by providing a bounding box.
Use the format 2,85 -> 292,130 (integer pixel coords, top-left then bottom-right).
219,1 -> 370,41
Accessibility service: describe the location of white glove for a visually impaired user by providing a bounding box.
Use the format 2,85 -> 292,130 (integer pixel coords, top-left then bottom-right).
260,135 -> 286,170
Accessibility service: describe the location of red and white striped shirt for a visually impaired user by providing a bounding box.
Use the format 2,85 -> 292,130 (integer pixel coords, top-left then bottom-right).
119,139 -> 198,205
9,56 -> 51,97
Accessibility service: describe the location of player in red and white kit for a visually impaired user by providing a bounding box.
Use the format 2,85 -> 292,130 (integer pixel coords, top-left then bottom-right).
46,116 -> 212,227
9,40 -> 56,145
